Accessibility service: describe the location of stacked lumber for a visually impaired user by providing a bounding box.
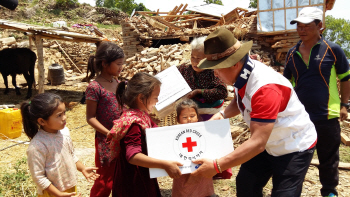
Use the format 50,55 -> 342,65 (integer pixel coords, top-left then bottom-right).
120,43 -> 191,80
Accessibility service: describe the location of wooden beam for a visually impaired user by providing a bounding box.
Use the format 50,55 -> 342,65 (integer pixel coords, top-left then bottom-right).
341,132 -> 350,146
152,14 -> 201,18
35,35 -> 45,94
29,36 -> 33,50
55,40 -> 83,74
167,4 -> 183,22
179,4 -> 188,15
310,159 -> 350,170
136,11 -> 170,14
171,17 -> 203,24
155,18 -> 182,30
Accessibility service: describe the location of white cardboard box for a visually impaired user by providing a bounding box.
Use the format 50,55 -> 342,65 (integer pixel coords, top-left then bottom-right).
154,65 -> 192,117
146,119 -> 234,178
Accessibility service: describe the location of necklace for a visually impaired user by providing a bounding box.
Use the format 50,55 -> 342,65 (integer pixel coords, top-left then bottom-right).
99,75 -> 113,83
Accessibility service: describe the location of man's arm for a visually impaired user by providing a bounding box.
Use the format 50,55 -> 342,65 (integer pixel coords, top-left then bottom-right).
192,121 -> 274,178
209,98 -> 241,120
340,81 -> 350,121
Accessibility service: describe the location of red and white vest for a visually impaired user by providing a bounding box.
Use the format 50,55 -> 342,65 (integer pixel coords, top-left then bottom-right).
234,59 -> 317,156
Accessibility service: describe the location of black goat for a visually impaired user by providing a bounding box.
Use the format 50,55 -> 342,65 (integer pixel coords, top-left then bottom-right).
0,48 -> 37,99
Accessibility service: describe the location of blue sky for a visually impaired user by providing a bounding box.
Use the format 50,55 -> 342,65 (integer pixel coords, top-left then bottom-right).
78,0 -> 350,21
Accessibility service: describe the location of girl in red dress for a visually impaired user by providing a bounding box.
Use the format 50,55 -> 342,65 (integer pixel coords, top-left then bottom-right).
85,41 -> 124,197
108,72 -> 183,197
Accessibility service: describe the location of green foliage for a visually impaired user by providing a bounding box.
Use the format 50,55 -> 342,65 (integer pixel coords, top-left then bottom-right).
50,8 -> 63,16
203,0 -> 223,5
96,0 -> 104,7
56,0 -> 79,8
134,3 -> 150,12
96,23 -> 121,29
323,15 -> 350,58
249,0 -> 257,8
101,0 -> 150,15
0,158 -> 36,196
104,0 -> 117,8
116,0 -> 136,14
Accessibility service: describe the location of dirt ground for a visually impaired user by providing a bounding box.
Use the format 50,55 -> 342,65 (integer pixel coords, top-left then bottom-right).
1,73 -> 350,196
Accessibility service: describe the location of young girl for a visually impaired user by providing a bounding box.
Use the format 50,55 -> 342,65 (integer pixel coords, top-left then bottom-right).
108,72 -> 183,197
172,99 -> 215,197
21,93 -> 99,197
85,41 -> 124,196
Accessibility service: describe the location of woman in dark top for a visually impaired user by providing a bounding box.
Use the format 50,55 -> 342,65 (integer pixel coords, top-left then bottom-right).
178,36 -> 228,120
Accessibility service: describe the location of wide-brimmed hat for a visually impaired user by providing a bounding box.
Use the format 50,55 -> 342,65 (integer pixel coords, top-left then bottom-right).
198,28 -> 252,70
290,7 -> 323,25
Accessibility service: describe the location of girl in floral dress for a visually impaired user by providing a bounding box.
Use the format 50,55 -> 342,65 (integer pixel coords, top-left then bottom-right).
85,41 -> 124,197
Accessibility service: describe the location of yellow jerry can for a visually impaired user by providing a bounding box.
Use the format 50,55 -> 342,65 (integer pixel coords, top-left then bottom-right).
0,108 -> 23,139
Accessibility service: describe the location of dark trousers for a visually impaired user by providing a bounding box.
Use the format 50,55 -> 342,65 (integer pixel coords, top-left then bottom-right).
313,118 -> 340,196
236,148 -> 315,197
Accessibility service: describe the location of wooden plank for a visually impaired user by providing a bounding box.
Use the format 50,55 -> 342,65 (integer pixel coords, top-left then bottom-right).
311,159 -> 350,170
341,132 -> 350,146
35,35 -> 45,94
171,17 -> 203,24
136,11 -> 170,14
152,14 -> 201,18
201,18 -> 220,22
178,4 -> 188,16
167,4 -> 183,22
138,12 -> 168,31
55,40 -> 83,74
155,17 -> 182,30
166,6 -> 178,21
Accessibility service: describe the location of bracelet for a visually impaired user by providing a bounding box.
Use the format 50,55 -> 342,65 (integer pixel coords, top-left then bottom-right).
201,89 -> 204,95
220,110 -> 226,119
216,159 -> 222,173
213,159 -> 220,173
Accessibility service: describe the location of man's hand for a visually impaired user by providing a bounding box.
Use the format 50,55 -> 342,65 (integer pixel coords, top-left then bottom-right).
209,112 -> 224,121
191,158 -> 217,179
340,106 -> 348,121
187,89 -> 201,99
82,167 -> 100,182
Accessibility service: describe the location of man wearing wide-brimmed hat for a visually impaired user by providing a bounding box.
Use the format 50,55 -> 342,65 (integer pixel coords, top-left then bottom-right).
284,7 -> 350,197
191,28 -> 317,196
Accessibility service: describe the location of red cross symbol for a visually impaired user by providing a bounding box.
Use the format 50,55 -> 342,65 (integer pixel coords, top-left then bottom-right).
182,137 -> 197,152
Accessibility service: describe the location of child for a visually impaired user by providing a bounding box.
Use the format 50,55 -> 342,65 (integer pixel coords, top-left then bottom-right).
85,41 -> 125,196
21,93 -> 99,197
172,99 -> 215,197
108,72 -> 183,197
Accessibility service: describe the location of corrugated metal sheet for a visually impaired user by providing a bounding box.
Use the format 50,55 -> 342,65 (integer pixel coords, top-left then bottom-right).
186,4 -> 256,18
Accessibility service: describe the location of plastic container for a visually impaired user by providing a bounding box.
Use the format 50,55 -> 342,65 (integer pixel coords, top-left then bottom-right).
48,63 -> 65,85
0,108 -> 22,139
52,21 -> 67,28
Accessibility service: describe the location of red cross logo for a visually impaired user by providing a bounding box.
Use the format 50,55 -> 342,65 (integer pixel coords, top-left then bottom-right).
182,137 -> 197,152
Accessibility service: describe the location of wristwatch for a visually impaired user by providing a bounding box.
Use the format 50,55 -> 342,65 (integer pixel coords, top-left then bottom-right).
341,103 -> 350,109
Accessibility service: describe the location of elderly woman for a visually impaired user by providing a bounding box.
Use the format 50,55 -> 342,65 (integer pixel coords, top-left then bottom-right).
178,36 -> 228,121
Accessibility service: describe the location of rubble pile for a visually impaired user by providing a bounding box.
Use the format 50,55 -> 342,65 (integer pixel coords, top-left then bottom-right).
42,40 -> 97,75
121,5 -> 257,58
121,43 -> 191,80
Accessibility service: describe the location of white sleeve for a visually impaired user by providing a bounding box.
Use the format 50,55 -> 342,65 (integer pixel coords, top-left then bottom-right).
27,142 -> 51,191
